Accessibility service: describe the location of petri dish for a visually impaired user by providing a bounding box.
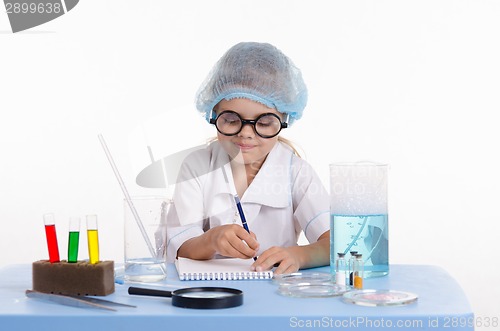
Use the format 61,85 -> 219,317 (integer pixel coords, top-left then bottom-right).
278,283 -> 350,298
272,272 -> 333,286
342,289 -> 418,307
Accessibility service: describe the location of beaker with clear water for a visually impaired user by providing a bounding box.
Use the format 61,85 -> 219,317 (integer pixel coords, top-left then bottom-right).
124,196 -> 170,282
329,162 -> 389,278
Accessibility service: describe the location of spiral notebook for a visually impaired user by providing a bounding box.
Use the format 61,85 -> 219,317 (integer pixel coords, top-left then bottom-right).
175,257 -> 273,280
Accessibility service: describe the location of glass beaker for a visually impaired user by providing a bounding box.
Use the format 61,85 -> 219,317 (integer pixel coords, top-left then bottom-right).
329,162 -> 389,278
124,196 -> 170,282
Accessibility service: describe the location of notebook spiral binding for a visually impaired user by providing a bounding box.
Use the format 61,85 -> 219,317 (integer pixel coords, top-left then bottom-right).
179,271 -> 274,281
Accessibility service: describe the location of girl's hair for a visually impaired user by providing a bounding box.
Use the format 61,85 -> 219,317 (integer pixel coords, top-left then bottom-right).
278,136 -> 302,158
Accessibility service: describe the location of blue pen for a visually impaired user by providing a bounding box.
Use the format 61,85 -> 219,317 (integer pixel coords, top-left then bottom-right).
234,195 -> 257,261
234,195 -> 249,232
220,166 -> 258,261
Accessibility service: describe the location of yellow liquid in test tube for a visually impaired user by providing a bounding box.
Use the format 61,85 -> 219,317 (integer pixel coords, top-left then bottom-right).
87,230 -> 99,264
86,215 -> 99,264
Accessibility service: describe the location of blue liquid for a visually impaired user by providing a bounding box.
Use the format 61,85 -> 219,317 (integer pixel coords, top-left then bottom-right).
330,214 -> 389,278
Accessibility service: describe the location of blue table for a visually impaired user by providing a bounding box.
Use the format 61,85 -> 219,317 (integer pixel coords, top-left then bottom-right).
0,264 -> 473,331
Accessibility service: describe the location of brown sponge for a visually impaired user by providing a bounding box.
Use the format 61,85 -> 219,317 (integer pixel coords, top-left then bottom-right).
32,260 -> 115,296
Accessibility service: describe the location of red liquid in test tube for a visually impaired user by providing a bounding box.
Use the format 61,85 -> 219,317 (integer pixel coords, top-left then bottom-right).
43,213 -> 60,263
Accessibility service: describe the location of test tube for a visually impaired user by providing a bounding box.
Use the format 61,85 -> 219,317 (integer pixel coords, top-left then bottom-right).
67,217 -> 80,263
86,214 -> 99,264
43,213 -> 60,263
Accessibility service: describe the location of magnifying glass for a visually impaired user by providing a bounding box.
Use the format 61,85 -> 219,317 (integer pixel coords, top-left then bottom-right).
128,286 -> 243,309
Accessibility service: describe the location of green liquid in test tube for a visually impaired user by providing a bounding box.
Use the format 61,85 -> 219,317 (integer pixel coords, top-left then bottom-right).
68,217 -> 80,263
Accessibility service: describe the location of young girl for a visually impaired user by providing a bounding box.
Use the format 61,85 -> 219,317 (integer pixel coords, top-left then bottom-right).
166,42 -> 330,274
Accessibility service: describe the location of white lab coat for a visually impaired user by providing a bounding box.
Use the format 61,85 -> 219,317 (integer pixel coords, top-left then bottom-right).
165,141 -> 330,262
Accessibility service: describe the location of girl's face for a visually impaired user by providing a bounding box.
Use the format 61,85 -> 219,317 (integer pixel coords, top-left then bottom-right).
214,98 -> 283,168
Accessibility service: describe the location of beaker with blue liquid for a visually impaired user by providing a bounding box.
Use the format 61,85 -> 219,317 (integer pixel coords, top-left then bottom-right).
330,162 -> 389,278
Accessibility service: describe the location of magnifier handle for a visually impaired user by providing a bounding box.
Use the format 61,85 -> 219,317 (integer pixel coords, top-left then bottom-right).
128,287 -> 172,298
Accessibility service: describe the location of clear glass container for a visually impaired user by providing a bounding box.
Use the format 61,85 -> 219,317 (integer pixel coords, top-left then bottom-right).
343,289 -> 418,307
330,162 -> 389,278
335,253 -> 347,285
353,253 -> 364,289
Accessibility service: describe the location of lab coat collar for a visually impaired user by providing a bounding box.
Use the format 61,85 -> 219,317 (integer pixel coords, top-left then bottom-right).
241,143 -> 293,208
208,142 -> 293,208
206,143 -> 234,198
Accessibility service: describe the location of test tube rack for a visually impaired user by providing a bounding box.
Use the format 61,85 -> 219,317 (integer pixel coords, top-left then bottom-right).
32,260 -> 115,296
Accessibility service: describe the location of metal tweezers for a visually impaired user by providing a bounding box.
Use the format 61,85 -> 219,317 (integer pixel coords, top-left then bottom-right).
25,289 -> 137,311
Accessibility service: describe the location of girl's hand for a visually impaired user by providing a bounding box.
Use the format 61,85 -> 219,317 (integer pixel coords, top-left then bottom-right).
251,246 -> 302,274
206,224 -> 259,259
250,232 -> 330,274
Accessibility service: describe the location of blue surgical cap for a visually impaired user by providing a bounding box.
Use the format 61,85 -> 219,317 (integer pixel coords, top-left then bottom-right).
195,42 -> 308,125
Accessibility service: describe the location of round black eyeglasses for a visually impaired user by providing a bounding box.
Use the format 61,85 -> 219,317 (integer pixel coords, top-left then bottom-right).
209,111 -> 287,138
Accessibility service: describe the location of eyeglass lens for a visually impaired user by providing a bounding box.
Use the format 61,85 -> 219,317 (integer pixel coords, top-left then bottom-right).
215,111 -> 282,138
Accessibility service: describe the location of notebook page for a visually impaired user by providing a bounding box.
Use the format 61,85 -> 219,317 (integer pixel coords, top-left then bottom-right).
175,257 -> 273,280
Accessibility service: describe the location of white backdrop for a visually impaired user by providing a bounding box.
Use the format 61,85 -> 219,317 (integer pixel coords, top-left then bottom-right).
1,0 -> 499,326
